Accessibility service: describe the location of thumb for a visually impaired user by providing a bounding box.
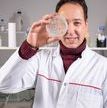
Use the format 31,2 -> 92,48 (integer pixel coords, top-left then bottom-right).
47,37 -> 60,44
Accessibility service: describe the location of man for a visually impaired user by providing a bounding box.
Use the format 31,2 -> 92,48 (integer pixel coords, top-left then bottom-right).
0,0 -> 107,108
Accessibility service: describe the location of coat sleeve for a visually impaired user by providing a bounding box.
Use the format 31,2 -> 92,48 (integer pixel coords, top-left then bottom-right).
102,70 -> 107,108
0,49 -> 39,93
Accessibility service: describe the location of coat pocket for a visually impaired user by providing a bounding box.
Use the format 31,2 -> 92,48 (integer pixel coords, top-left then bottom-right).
76,86 -> 103,108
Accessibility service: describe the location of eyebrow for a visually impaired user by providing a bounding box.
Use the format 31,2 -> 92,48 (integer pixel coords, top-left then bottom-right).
66,18 -> 82,23
74,18 -> 82,21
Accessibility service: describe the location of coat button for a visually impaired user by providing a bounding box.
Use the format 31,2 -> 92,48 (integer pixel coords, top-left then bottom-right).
64,83 -> 67,86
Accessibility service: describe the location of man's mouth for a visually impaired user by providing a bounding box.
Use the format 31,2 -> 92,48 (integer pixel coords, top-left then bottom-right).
64,36 -> 79,39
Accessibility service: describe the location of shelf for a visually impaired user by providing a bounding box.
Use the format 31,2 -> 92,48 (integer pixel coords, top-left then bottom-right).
0,46 -> 107,51
90,47 -> 107,50
0,31 -> 26,34
0,47 -> 18,50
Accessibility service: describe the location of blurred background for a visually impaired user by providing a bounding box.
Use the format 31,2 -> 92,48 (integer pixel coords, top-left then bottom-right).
0,0 -> 107,36
0,0 -> 107,108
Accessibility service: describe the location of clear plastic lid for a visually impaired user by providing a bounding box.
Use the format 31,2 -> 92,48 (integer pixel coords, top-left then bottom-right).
46,14 -> 68,36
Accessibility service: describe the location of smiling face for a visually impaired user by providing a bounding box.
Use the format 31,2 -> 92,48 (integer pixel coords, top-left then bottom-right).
58,3 -> 88,48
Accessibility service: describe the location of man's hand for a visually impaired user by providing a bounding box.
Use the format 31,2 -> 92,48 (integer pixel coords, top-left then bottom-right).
26,14 -> 61,48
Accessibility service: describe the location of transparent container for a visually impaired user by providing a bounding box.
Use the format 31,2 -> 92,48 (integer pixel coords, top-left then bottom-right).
0,35 -> 2,46
46,14 -> 68,37
15,11 -> 23,31
96,25 -> 106,47
0,19 -> 6,32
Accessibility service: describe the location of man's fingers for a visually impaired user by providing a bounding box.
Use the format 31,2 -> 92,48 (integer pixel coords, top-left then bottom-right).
42,14 -> 56,20
47,36 -> 61,44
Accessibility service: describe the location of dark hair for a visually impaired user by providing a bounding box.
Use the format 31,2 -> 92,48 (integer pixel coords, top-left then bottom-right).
55,0 -> 88,21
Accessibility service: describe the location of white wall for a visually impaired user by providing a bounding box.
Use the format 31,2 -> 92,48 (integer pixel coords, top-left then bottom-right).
0,0 -> 107,42
0,0 -> 58,31
86,0 -> 107,41
0,0 -> 107,66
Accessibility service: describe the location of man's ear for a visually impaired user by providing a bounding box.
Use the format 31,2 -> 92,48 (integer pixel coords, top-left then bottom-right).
85,19 -> 88,32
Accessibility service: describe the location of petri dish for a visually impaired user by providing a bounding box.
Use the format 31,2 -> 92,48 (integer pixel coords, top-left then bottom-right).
46,14 -> 68,36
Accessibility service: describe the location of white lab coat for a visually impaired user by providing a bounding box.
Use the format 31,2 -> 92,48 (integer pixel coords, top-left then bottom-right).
0,44 -> 107,108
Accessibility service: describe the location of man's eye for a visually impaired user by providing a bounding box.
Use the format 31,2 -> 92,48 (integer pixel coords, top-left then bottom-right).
74,22 -> 81,26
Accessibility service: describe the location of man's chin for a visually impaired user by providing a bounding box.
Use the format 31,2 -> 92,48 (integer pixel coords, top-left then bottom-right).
63,42 -> 79,48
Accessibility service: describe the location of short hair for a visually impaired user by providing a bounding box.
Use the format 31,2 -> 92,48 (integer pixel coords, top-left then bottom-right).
55,0 -> 88,21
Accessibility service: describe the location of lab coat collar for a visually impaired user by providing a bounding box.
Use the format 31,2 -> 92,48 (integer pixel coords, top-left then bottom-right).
52,43 -> 93,59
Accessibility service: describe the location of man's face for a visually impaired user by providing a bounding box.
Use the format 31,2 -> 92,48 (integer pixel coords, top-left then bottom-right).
58,3 -> 88,48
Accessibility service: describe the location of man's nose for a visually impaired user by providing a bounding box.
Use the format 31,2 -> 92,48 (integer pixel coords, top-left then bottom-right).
67,23 -> 75,35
